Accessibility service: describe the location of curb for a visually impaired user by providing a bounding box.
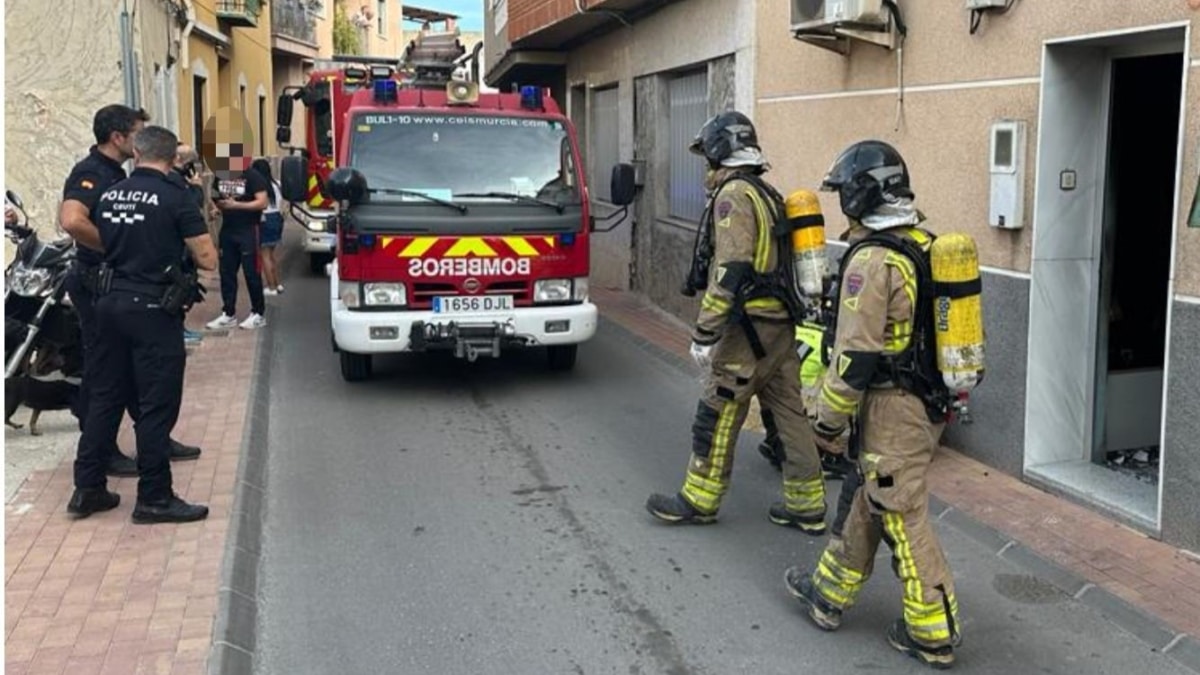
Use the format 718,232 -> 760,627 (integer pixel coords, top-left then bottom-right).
929,497 -> 1200,673
208,317 -> 274,675
604,315 -> 1200,674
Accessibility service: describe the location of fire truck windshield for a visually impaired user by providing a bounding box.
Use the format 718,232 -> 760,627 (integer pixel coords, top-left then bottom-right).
348,113 -> 580,206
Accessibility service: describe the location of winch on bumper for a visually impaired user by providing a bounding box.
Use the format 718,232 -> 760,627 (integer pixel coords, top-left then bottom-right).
330,303 -> 598,377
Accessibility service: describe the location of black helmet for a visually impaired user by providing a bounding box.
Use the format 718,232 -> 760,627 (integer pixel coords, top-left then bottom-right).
690,111 -> 760,168
820,140 -> 913,220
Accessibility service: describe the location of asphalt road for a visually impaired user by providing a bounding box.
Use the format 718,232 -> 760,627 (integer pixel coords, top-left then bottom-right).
254,252 -> 1189,675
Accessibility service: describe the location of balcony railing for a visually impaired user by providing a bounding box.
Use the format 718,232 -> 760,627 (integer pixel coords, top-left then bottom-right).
216,0 -> 262,28
272,0 -> 318,45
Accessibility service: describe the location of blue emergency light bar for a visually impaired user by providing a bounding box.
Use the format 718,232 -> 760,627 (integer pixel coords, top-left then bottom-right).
520,85 -> 543,110
374,79 -> 398,103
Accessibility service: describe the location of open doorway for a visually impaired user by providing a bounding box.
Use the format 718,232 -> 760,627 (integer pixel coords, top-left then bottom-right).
1024,25 -> 1187,531
1094,53 -> 1182,484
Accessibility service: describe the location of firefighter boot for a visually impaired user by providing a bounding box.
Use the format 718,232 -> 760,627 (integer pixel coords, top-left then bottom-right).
887,619 -> 955,670
758,436 -> 784,471
646,492 -> 718,525
784,566 -> 842,631
769,503 -> 827,535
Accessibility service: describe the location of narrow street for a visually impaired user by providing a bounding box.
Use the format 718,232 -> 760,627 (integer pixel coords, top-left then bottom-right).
253,256 -> 1190,675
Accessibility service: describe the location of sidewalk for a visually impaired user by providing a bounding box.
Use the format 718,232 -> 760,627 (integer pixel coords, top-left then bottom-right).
593,286 -> 1200,645
4,274 -> 261,675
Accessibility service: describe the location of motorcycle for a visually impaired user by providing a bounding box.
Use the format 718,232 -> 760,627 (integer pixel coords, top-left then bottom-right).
5,190 -> 83,435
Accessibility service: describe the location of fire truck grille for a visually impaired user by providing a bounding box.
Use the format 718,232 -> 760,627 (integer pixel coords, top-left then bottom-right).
411,281 -> 532,308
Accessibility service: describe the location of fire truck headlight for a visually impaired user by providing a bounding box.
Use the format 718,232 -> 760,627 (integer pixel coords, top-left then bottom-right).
306,220 -> 327,232
572,277 -> 589,302
534,279 -> 572,303
363,282 -> 407,307
339,281 -> 360,308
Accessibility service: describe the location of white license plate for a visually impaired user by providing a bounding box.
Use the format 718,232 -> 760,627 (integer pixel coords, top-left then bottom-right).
432,295 -> 514,314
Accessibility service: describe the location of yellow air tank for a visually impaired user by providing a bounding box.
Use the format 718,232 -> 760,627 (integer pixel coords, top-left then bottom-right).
785,189 -> 828,301
930,233 -> 985,398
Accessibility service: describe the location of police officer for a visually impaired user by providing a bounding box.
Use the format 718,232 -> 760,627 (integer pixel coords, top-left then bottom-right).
66,126 -> 218,522
784,141 -> 961,669
645,112 -> 826,532
59,104 -> 203,477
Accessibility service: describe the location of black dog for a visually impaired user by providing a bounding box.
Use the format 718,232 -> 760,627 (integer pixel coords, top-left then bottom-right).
5,349 -> 80,436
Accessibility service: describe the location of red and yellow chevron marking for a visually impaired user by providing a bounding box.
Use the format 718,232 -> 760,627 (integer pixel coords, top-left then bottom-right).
306,159 -> 335,209
379,236 -> 557,259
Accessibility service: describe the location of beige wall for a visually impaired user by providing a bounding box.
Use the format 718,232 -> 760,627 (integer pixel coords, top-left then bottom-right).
3,0 -> 175,239
755,2 -> 1200,295
352,1 -> 406,58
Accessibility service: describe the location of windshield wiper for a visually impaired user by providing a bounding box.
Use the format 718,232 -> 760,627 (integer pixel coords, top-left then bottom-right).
368,187 -> 467,214
456,191 -> 565,214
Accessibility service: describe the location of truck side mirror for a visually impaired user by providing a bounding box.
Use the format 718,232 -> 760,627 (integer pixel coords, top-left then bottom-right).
5,190 -> 23,210
275,93 -> 295,146
610,163 -> 636,207
280,156 -> 308,203
276,93 -> 294,127
327,168 -> 368,205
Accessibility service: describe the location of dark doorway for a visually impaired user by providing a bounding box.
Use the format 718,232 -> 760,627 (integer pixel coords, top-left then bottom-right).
1095,52 -> 1183,478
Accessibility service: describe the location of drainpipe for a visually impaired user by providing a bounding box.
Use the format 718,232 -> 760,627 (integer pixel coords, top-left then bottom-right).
180,0 -> 196,70
120,0 -> 139,107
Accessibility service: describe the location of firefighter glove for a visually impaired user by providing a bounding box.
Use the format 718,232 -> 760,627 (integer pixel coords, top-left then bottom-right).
690,341 -> 715,369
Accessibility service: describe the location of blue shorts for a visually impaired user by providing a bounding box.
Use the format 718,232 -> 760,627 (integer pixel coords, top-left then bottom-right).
261,212 -> 284,247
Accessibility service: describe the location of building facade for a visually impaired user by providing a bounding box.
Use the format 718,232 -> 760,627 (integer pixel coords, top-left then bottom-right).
485,0 -> 1200,551
4,0 -> 183,233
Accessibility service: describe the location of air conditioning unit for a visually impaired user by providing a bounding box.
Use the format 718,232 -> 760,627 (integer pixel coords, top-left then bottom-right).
791,0 -> 888,32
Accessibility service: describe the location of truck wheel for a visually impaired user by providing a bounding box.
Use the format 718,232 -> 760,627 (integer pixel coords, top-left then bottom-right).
547,345 -> 577,372
340,351 -> 372,382
309,253 -> 330,276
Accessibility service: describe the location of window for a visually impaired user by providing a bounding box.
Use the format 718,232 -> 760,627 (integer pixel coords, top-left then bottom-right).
192,76 -> 207,147
377,0 -> 387,36
667,69 -> 708,222
347,113 -> 581,227
589,86 -> 619,202
258,95 -> 267,156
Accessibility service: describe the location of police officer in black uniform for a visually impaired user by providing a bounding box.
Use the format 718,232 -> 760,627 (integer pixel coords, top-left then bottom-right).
59,105 -> 203,478
67,126 -> 218,522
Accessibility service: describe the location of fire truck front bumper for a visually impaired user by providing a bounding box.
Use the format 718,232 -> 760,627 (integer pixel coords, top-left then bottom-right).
331,303 -> 598,359
302,231 -> 336,254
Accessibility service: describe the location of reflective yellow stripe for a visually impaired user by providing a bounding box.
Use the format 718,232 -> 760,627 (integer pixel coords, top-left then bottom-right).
885,321 -> 913,353
821,383 -> 857,414
682,400 -> 741,513
783,476 -> 827,514
745,297 -> 785,310
398,237 -> 438,258
501,236 -> 539,256
744,188 -> 772,273
885,251 -> 918,310
702,293 -> 732,314
445,237 -> 498,257
883,512 -> 922,605
812,549 -> 868,608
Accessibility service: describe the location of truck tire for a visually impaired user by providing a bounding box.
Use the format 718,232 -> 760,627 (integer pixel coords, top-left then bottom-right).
309,253 -> 330,276
340,351 -> 372,382
547,345 -> 577,372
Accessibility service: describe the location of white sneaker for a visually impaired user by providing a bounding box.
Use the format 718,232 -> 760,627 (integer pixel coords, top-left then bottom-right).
206,313 -> 237,330
239,313 -> 267,330
264,288 -> 279,296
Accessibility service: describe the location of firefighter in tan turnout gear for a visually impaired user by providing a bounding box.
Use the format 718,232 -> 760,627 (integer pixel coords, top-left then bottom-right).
645,111 -> 826,533
784,140 -> 967,670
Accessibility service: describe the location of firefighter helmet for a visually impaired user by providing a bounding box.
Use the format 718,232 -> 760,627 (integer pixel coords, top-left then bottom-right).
690,111 -> 761,169
820,140 -> 913,221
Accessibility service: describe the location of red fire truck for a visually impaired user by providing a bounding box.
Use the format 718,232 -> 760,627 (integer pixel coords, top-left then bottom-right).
278,33 -> 633,381
276,58 -> 405,274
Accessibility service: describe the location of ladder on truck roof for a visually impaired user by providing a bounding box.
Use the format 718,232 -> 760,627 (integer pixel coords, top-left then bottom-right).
403,31 -> 467,88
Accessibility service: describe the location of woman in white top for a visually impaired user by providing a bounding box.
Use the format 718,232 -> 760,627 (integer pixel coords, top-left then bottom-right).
252,159 -> 286,295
